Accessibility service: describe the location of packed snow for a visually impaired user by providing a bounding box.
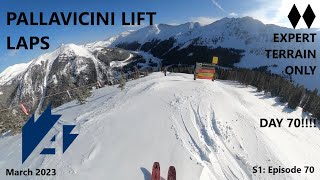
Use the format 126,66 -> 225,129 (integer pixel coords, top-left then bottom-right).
1,72 -> 320,180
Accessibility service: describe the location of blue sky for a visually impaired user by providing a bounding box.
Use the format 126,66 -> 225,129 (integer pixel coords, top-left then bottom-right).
0,0 -> 318,72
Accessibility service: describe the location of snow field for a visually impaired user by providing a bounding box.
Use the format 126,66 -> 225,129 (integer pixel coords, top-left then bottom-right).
1,72 -> 320,180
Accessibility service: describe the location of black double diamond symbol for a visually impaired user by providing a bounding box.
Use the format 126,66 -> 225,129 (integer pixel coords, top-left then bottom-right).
288,4 -> 316,29
303,5 -> 316,29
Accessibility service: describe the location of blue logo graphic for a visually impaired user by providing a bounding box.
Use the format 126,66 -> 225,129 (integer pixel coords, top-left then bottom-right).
22,105 -> 78,163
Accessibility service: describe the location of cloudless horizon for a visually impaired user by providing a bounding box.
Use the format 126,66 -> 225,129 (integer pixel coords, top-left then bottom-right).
0,0 -> 319,72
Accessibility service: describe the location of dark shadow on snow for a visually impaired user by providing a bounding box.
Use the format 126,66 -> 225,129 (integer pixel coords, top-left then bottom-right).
54,104 -> 81,113
87,95 -> 112,103
246,90 -> 320,129
140,167 -> 165,180
140,167 -> 151,180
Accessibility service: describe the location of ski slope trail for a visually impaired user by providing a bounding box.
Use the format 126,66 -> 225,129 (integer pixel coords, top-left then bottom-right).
1,72 -> 320,180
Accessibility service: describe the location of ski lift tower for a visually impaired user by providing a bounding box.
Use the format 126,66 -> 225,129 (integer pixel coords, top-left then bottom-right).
194,56 -> 219,81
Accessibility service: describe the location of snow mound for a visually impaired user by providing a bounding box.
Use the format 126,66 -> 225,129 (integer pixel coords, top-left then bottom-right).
1,73 -> 320,180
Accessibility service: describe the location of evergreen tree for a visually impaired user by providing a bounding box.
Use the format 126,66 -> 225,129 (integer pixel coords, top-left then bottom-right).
75,87 -> 92,104
286,86 -> 305,109
303,89 -> 318,113
0,108 -> 25,134
133,66 -> 140,79
118,73 -> 126,90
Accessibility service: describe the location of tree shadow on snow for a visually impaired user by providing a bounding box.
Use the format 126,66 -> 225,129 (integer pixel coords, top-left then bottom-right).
140,167 -> 165,180
252,91 -> 308,114
272,99 -> 320,129
271,99 -> 283,107
227,82 -> 249,88
281,106 -> 295,113
253,92 -> 272,100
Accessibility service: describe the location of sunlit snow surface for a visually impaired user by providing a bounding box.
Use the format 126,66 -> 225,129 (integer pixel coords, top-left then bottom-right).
1,73 -> 320,180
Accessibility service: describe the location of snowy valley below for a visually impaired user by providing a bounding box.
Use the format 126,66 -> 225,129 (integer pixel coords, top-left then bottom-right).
1,73 -> 320,180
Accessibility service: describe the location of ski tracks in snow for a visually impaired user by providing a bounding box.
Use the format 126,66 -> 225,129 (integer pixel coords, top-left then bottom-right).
166,81 -> 252,180
2,73 -> 320,180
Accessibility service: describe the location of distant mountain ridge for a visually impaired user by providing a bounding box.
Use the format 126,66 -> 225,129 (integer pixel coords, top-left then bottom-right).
0,16 -> 319,115
0,43 -> 160,115
88,17 -> 320,90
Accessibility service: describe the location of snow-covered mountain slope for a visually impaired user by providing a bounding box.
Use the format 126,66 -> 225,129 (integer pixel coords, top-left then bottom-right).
0,44 -> 126,86
88,17 -> 320,90
1,17 -> 319,113
1,73 -> 320,180
0,63 -> 31,86
0,43 -> 158,113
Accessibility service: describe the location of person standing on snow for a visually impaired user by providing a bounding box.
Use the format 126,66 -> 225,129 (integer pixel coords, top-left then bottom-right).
163,66 -> 167,76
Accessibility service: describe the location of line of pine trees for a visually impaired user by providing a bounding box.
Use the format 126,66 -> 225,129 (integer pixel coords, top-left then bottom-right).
164,65 -> 320,120
217,68 -> 320,119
